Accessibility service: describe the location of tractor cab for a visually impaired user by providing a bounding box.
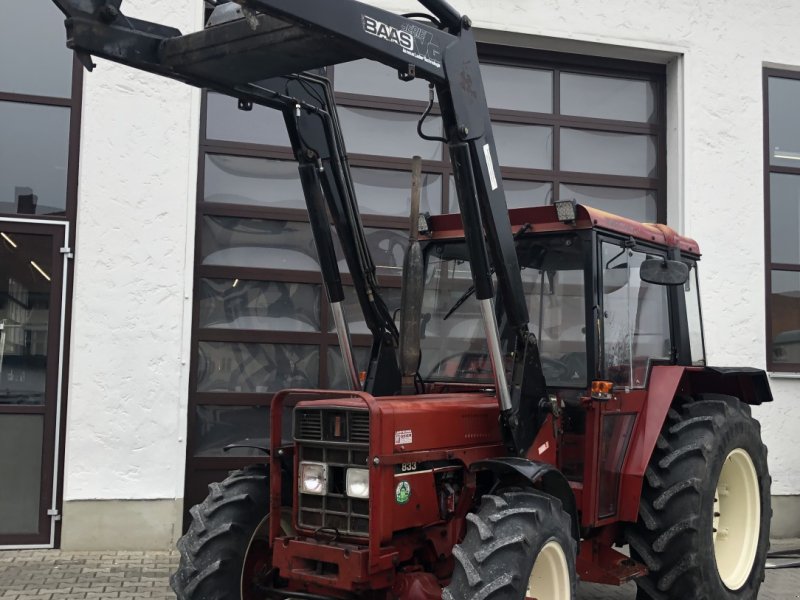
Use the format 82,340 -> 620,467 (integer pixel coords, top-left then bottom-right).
419,203 -> 705,394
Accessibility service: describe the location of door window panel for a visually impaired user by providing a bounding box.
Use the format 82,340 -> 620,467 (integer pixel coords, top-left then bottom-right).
204,155 -> 305,209
333,227 -> 408,277
492,123 -> 553,170
560,184 -> 657,222
194,405 -> 270,457
0,232 -> 53,406
768,77 -> 800,168
769,173 -> 800,265
353,167 -> 442,216
338,107 -> 442,160
0,3 -> 73,98
335,60 -> 431,101
770,271 -> 800,365
201,217 -> 319,271
329,285 -> 402,336
561,129 -> 657,178
0,415 -> 43,534
0,102 -> 71,216
199,279 -> 321,332
482,64 -> 553,113
197,342 -> 319,393
206,92 -> 291,148
561,73 -> 656,123
450,179 -> 552,211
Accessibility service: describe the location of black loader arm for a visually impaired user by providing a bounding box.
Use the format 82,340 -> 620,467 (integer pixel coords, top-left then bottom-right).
49,0 -> 547,453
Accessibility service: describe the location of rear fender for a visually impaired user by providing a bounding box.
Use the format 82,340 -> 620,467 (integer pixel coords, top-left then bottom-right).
683,367 -> 773,405
619,365 -> 773,522
471,457 -> 579,543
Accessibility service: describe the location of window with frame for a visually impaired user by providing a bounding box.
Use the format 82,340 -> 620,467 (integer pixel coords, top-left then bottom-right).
184,48 -> 667,518
601,243 -> 672,388
0,3 -> 79,218
765,70 -> 800,371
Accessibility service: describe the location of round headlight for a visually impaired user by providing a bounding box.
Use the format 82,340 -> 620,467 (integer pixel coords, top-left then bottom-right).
299,462 -> 327,495
346,468 -> 370,499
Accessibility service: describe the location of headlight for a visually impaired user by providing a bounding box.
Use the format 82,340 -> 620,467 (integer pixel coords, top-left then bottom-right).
346,468 -> 370,499
299,462 -> 327,495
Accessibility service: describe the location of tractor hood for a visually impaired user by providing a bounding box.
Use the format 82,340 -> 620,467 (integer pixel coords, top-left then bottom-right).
292,392 -> 505,457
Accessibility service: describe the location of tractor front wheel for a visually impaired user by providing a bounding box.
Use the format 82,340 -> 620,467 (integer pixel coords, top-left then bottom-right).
170,465 -> 283,600
626,395 -> 771,599
443,489 -> 577,600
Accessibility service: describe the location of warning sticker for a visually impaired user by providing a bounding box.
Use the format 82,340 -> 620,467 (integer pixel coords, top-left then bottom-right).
394,429 -> 413,445
396,480 -> 411,504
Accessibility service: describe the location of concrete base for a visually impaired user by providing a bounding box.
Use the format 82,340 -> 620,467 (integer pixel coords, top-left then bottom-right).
771,495 -> 800,539
60,499 -> 183,550
56,495 -> 799,549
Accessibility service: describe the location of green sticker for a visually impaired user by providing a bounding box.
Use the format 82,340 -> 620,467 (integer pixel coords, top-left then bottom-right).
395,480 -> 411,504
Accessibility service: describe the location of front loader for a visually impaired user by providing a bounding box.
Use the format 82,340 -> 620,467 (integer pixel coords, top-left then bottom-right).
49,1 -> 774,598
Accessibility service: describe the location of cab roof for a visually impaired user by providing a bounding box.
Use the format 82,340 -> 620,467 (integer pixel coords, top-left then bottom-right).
428,204 -> 701,256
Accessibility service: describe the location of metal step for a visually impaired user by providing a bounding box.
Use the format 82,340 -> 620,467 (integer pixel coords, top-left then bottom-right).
161,13 -> 360,86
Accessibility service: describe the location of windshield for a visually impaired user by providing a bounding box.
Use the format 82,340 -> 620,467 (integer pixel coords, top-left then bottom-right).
419,233 -> 588,387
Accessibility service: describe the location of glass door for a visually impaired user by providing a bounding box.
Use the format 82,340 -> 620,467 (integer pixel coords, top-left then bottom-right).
0,220 -> 67,546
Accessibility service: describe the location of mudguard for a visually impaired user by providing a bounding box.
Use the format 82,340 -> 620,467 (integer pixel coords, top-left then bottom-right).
471,457 -> 579,543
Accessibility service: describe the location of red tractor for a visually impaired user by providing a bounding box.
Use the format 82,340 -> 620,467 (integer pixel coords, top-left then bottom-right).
51,0 -> 773,598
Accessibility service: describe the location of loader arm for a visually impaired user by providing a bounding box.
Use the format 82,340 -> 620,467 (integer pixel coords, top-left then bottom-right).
50,0 -> 548,453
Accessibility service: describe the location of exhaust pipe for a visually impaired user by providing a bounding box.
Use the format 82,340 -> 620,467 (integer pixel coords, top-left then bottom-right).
399,156 -> 425,394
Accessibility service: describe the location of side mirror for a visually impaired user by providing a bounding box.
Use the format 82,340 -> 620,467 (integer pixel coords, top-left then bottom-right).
640,258 -> 689,286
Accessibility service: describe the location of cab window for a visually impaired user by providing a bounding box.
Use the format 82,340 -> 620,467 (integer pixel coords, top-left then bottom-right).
601,243 -> 672,388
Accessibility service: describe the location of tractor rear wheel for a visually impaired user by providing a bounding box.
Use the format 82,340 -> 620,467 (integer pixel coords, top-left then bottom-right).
626,395 -> 771,599
170,464 -> 283,600
443,489 -> 577,600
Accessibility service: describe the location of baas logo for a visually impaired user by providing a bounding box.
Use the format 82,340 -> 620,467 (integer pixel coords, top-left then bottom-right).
362,15 -> 414,52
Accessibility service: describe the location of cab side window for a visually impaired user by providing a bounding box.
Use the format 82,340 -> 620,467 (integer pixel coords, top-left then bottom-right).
601,243 -> 671,387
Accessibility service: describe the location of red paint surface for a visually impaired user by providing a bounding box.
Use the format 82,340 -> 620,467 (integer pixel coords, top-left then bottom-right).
428,204 -> 700,254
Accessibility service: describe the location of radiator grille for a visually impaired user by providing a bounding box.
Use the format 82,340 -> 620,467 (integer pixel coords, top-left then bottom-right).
349,411 -> 370,444
296,409 -> 323,441
295,408 -> 370,538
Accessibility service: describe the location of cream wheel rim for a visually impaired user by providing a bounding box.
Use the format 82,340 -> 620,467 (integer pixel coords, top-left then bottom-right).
526,540 -> 571,599
713,448 -> 760,590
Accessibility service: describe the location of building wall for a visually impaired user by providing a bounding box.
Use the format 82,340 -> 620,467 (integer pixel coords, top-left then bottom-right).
60,0 -> 800,548
60,0 -> 202,549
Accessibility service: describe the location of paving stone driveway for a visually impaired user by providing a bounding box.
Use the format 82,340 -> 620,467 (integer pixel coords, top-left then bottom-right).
1,546 -> 799,599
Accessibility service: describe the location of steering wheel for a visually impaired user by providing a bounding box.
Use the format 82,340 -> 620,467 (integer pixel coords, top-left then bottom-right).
540,356 -> 571,381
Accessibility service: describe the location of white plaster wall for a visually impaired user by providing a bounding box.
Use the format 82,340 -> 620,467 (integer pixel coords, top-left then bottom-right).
62,0 -> 800,500
63,0 -> 203,501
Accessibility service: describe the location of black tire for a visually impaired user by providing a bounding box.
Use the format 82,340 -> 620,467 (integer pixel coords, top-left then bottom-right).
170,465 -> 274,600
625,395 -> 771,600
443,489 -> 577,600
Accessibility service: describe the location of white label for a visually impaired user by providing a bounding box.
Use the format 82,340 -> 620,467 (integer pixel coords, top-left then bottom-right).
394,429 -> 413,445
483,144 -> 499,191
538,441 -> 550,455
362,15 -> 415,52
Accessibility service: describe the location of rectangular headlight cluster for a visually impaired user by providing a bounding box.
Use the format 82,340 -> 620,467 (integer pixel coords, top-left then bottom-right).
345,468 -> 369,499
299,462 -> 327,495
299,461 -> 369,498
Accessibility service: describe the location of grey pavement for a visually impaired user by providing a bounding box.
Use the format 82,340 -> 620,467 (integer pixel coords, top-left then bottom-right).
1,543 -> 799,599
